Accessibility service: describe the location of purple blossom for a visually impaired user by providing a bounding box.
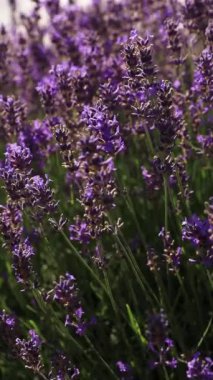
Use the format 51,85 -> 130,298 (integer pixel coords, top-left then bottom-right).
149,338 -> 177,370
182,215 -> 212,266
147,311 -> 168,351
116,361 -> 133,379
26,175 -> 57,215
12,238 -> 35,286
146,247 -> 160,272
81,105 -> 125,155
46,273 -> 90,335
141,166 -> 161,193
15,330 -> 43,373
186,352 -> 213,379
0,165 -> 27,201
49,352 -> 80,380
69,220 -> 92,245
182,215 -> 210,248
197,133 -> 213,155
0,203 -> 23,244
18,120 -> 53,168
146,311 -> 177,369
4,143 -> 32,171
0,95 -> 25,136
159,227 -> 182,270
36,76 -> 58,113
0,310 -> 19,348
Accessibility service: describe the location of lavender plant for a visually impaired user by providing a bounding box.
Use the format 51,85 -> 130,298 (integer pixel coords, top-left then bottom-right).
0,0 -> 212,379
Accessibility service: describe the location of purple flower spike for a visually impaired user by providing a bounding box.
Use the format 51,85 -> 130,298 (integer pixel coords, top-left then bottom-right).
5,143 -> 32,171
46,273 -> 91,335
146,311 -> 177,370
12,238 -> 35,287
69,221 -> 92,244
15,330 -> 43,373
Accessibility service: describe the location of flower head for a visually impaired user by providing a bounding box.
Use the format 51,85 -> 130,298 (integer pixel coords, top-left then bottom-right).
15,330 -> 43,373
187,352 -> 213,379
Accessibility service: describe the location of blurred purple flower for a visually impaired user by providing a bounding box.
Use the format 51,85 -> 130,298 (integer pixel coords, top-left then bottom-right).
116,360 -> 133,379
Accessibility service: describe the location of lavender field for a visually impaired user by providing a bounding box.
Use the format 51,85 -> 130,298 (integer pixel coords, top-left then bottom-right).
0,1 -> 212,379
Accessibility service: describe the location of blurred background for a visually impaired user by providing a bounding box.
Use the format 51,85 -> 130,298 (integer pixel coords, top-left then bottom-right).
0,0 -> 91,25
0,0 -> 186,26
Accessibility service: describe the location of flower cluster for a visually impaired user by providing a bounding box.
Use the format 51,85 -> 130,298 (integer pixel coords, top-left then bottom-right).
15,330 -> 43,373
46,273 -> 92,335
186,352 -> 213,380
182,214 -> 213,267
49,351 -> 80,380
0,141 -> 57,286
0,309 -> 79,378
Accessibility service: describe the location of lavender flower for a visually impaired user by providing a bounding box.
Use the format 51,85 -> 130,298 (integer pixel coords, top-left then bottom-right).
0,203 -> 23,244
81,104 -> 125,155
186,352 -> 213,379
182,215 -> 213,267
36,76 -> 58,114
116,361 -> 133,380
46,273 -> 89,335
197,133 -> 213,156
0,310 -> 18,348
146,311 -> 177,369
0,143 -> 32,201
0,95 -> 26,136
141,165 -> 161,194
15,330 -> 43,373
146,248 -> 160,272
69,220 -> 92,245
26,175 -> 57,216
149,338 -> 177,370
49,352 -> 80,380
187,0 -> 212,33
4,143 -> 32,171
165,18 -> 183,64
18,120 -> 53,168
12,238 -> 35,286
159,227 -> 182,270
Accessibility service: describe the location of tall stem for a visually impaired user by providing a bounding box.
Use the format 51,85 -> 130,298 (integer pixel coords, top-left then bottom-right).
60,230 -> 108,296
85,336 -> 119,380
164,176 -> 168,232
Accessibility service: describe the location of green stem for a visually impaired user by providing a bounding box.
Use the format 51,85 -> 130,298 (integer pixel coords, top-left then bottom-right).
114,231 -> 159,307
85,336 -> 119,380
123,191 -> 147,247
103,270 -> 130,350
144,124 -> 155,156
162,365 -> 170,380
120,232 -> 160,304
37,372 -> 49,380
167,186 -> 182,233
196,316 -> 213,350
60,230 -> 108,296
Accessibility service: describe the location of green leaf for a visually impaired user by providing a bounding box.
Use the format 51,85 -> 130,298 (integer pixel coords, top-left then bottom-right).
126,304 -> 147,346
